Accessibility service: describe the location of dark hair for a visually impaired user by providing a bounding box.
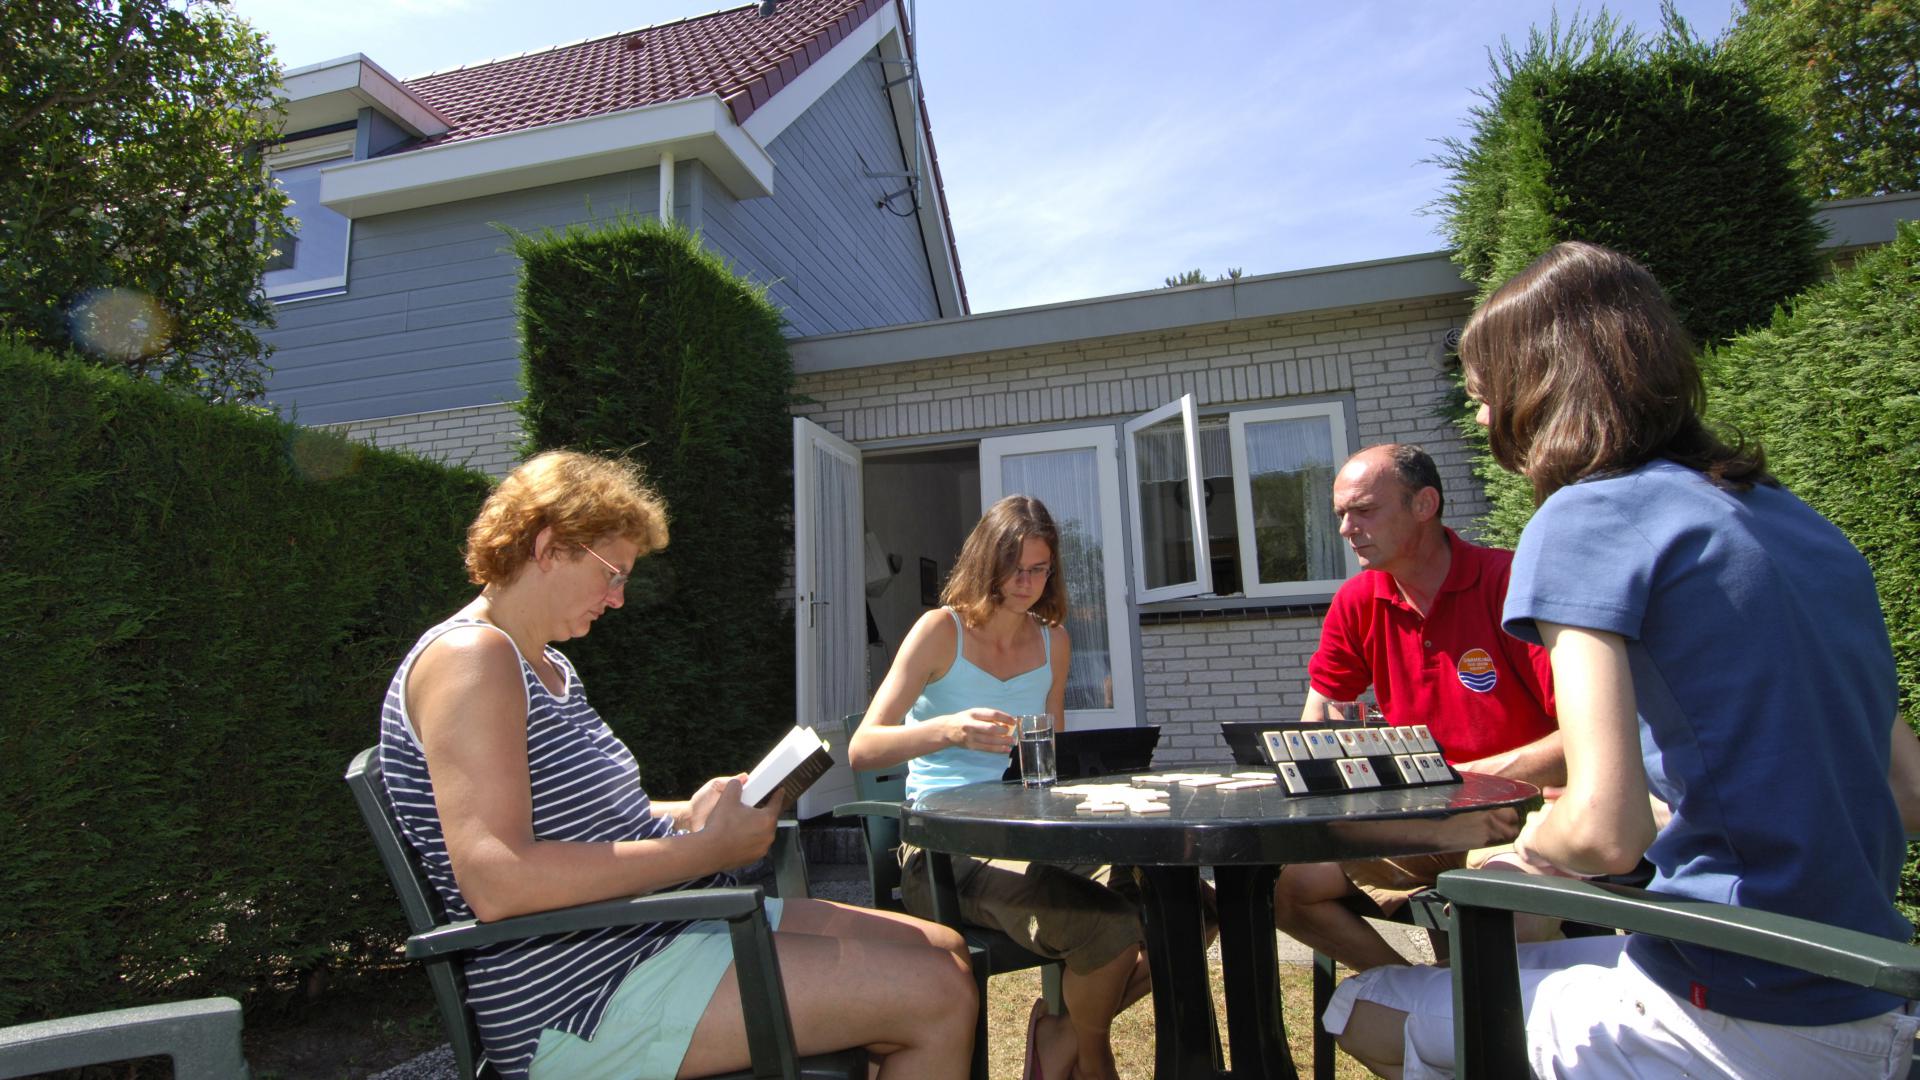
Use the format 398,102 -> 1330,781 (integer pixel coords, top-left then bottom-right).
1457,241 -> 1772,502
941,495 -> 1067,628
1377,443 -> 1444,518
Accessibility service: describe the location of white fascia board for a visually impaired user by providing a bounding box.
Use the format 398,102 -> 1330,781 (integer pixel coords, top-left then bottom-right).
789,251 -> 1472,374
274,55 -> 450,139
318,96 -> 776,219
1814,190 -> 1920,251
741,1 -> 963,319
740,3 -> 899,145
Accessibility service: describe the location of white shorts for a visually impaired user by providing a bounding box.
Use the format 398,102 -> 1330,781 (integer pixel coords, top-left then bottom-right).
1324,936 -> 1920,1079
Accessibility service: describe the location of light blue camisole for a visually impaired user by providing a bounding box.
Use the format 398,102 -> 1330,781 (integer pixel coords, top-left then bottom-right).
904,608 -> 1053,802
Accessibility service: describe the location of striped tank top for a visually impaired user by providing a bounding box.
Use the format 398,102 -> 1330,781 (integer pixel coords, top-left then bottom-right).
904,608 -> 1053,802
378,616 -> 729,1080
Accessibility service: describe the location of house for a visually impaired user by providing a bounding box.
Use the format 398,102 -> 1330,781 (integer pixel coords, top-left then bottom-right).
266,0 -> 1920,792
785,192 -> 1920,780
260,0 -> 963,474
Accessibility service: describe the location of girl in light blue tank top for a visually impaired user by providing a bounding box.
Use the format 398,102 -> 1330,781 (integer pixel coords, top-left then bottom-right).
849,496 -> 1149,1080
903,608 -> 1051,801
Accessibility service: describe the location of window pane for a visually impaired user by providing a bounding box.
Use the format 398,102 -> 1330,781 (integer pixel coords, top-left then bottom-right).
265,159 -> 351,298
1000,449 -> 1112,711
1243,416 -> 1342,584
1130,414 -> 1196,590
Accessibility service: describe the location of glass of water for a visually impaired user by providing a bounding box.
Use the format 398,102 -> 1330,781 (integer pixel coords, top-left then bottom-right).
1017,713 -> 1057,787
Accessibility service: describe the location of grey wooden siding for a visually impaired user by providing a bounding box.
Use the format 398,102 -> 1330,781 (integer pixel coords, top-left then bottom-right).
699,46 -> 941,337
262,47 -> 941,425
262,168 -> 674,425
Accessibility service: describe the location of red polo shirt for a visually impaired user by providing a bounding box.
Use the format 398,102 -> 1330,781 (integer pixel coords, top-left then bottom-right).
1307,530 -> 1555,765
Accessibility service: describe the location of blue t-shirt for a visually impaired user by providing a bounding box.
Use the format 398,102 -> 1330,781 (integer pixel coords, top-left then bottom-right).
1504,460 -> 1907,1025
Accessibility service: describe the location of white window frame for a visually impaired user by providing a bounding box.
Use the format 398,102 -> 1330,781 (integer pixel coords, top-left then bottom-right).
1226,400 -> 1357,598
979,426 -> 1137,731
264,134 -> 354,301
1122,393 -> 1212,603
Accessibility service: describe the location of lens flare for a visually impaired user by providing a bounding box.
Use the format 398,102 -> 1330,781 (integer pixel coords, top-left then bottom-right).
67,287 -> 174,362
287,429 -> 362,483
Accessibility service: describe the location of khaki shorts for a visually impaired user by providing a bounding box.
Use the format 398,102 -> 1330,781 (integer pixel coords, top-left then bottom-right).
899,845 -> 1144,975
1341,844 -> 1513,917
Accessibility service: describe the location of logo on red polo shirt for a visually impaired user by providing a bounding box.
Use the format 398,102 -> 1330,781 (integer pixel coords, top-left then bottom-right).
1457,649 -> 1497,693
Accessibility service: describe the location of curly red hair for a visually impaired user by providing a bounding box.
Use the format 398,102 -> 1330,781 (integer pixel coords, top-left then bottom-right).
464,451 -> 669,585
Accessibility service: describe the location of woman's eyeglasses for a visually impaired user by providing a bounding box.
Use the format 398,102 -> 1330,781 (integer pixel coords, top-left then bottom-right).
1006,562 -> 1052,583
578,545 -> 630,591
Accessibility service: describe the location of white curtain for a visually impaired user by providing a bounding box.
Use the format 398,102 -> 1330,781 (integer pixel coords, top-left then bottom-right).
1244,418 -> 1344,583
1000,449 -> 1112,711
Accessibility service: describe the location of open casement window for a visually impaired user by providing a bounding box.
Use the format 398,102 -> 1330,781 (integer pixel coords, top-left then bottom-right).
1123,394 -> 1212,602
264,142 -> 352,301
979,427 -> 1136,731
1227,402 -> 1356,598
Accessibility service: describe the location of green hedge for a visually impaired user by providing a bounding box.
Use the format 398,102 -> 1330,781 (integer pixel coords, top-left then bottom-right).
0,340 -> 489,1024
1435,14 -> 1821,545
511,217 -> 795,797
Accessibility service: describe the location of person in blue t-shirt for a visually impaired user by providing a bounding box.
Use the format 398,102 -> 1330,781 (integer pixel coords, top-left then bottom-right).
850,495 -> 1148,1080
1323,241 -> 1920,1079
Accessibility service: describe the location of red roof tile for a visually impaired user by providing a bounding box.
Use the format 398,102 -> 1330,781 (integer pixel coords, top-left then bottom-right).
400,0 -> 885,147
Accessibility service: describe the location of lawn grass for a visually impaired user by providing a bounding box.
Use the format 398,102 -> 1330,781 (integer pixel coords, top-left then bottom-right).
982,961 -> 1370,1079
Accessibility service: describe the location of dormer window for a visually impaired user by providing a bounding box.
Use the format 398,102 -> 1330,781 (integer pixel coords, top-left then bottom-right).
264,136 -> 353,302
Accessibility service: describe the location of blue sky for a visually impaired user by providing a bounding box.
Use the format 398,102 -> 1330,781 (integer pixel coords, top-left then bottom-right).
230,0 -> 1741,313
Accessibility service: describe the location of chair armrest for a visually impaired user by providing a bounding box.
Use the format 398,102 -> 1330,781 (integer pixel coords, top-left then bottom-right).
770,818 -> 809,900
0,998 -> 246,1080
408,886 -> 803,1077
833,800 -> 904,820
406,886 -> 770,959
1435,869 -> 1920,996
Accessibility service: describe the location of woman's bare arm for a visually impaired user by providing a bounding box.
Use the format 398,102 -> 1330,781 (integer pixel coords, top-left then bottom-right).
1515,623 -> 1656,878
847,609 -> 1016,770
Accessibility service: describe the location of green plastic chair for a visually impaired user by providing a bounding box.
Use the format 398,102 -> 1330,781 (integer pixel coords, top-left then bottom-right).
0,998 -> 247,1080
1436,868 -> 1920,1079
831,713 -> 1064,1080
345,747 -> 863,1080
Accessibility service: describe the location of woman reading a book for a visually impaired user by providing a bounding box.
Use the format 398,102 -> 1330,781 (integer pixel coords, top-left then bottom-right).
1323,242 -> 1920,1078
378,450 -> 975,1080
850,495 -> 1148,1080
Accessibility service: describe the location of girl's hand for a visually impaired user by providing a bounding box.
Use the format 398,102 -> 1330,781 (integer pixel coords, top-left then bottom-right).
1513,804 -> 1590,879
943,709 -> 1017,753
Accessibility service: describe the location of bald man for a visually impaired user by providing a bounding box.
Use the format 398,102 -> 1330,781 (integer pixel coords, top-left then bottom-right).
1277,444 -> 1562,971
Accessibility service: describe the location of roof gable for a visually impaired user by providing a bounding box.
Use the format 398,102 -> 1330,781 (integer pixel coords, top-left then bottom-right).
401,0 -> 887,149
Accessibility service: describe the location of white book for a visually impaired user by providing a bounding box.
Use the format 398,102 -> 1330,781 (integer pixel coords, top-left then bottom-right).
740,725 -> 835,808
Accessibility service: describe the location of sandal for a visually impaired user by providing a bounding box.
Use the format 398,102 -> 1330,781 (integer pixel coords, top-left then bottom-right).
1022,996 -> 1048,1080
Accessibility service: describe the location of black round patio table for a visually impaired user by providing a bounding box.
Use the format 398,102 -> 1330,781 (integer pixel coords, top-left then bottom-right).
901,766 -> 1540,1079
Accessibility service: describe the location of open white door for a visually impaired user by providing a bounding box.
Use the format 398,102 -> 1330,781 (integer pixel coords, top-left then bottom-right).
980,428 -> 1136,730
792,418 -> 863,818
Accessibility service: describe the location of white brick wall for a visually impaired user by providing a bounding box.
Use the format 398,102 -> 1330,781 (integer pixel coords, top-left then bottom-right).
797,296 -> 1486,765
1142,618 -> 1319,766
318,403 -> 524,478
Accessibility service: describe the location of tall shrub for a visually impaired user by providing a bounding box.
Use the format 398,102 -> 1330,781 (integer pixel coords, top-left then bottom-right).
511,218 -> 795,797
1434,13 -> 1822,543
0,340 -> 488,1023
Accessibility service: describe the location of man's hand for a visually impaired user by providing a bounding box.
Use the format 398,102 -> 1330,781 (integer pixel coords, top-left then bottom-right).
941,708 -> 1018,753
